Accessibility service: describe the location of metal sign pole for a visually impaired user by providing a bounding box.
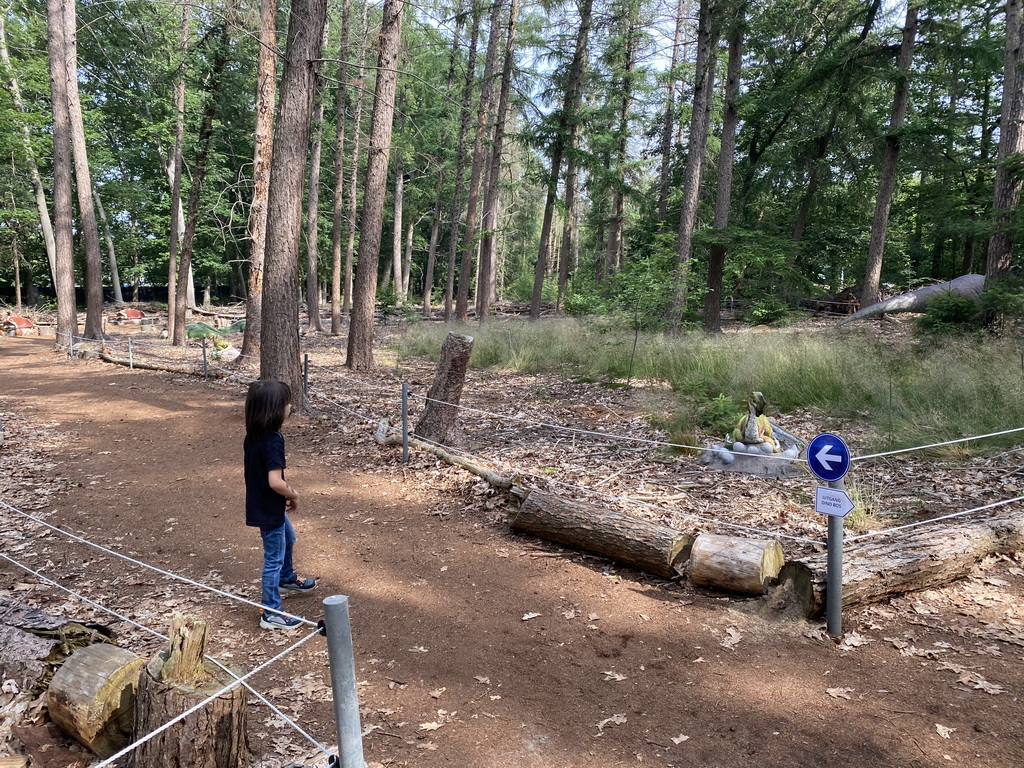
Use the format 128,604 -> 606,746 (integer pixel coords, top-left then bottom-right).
826,477 -> 845,637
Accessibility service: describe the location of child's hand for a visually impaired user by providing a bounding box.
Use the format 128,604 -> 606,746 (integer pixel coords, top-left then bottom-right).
286,496 -> 298,512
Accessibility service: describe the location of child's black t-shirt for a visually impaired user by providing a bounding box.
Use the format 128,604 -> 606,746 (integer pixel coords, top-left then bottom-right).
244,432 -> 287,527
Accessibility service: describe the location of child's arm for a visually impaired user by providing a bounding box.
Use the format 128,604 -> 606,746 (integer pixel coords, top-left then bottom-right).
268,469 -> 299,511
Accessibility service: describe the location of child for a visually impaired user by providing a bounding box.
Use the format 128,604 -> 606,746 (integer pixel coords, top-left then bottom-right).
244,379 -> 316,630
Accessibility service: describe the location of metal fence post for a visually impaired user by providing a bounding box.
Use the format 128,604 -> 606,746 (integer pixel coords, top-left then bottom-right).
401,382 -> 409,463
128,337 -> 134,370
304,353 -> 310,401
322,595 -> 365,768
201,337 -> 209,379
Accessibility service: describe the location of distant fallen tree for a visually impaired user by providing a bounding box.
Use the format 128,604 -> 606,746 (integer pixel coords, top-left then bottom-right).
836,274 -> 984,326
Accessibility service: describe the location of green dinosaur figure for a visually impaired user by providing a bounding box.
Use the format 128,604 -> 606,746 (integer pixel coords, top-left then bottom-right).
220,319 -> 247,334
185,322 -> 223,339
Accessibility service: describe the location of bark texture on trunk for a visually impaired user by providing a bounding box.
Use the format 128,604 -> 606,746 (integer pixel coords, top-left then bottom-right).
688,532 -> 782,595
46,0 -> 78,346
777,508 -> 1024,618
242,0 -> 277,358
345,0 -> 404,370
413,332 -> 474,444
261,0 -> 328,399
511,490 -> 692,579
860,5 -> 918,307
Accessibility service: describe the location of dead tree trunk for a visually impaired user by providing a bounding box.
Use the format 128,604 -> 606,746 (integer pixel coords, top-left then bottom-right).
413,332 -> 474,445
511,489 -> 692,578
128,616 -> 248,768
776,508 -> 1024,618
688,532 -> 782,595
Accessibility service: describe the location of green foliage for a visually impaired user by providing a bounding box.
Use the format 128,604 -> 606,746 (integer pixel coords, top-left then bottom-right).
978,274 -> 1024,329
394,318 -> 1024,456
744,297 -> 790,325
916,292 -> 980,336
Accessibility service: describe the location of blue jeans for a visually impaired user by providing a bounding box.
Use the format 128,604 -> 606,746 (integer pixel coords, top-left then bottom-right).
259,515 -> 297,615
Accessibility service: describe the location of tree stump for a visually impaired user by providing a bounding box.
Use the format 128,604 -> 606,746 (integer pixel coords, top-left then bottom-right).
127,616 -> 249,768
777,508 -> 1024,618
47,644 -> 145,757
414,332 -> 474,445
687,533 -> 785,595
511,489 -> 692,577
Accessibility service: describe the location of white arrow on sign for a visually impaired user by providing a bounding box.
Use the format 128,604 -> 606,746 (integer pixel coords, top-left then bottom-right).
815,444 -> 844,472
815,486 -> 855,518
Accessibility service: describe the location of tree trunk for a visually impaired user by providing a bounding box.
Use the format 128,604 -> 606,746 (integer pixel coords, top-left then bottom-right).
392,154 -> 405,304
0,15 -> 57,280
128,617 -> 248,768
93,185 -> 123,306
531,0 -> 593,320
986,0 -> 1024,284
657,0 -> 687,225
413,332 -> 474,445
242,0 -> 277,358
703,2 -> 744,334
305,46 -> 326,334
669,0 -> 718,328
444,2 -> 480,321
61,0 -> 104,338
556,148 -> 578,310
777,508 -> 1024,619
860,4 -> 918,308
173,13 -> 234,346
345,0 -> 404,370
456,0 -> 502,322
46,0 -> 78,348
167,1 -> 189,342
511,489 -> 692,579
477,0 -> 519,323
261,0 -> 328,401
342,0 -> 371,317
329,0 -> 350,334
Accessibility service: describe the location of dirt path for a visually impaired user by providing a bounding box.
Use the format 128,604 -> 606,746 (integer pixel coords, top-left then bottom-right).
1,335 -> 1023,768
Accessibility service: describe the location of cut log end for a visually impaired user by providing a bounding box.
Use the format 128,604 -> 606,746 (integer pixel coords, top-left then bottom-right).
687,533 -> 785,595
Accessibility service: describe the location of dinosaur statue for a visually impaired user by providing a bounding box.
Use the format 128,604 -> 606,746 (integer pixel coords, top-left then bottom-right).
836,274 -> 985,327
726,392 -> 780,454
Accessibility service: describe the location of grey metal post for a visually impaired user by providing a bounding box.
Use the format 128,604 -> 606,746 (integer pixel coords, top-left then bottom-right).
322,595 -> 365,768
401,382 -> 409,463
303,353 -> 310,400
128,337 -> 134,370
201,337 -> 209,379
826,478 -> 845,637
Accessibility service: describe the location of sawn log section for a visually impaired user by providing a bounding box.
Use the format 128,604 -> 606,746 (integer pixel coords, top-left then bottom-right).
510,489 -> 692,578
778,508 -> 1024,618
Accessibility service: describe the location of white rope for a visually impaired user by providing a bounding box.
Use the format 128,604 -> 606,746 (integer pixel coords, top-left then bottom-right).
0,500 -> 315,628
306,362 -> 397,392
306,385 -> 385,426
406,389 -> 809,463
92,627 -> 323,768
408,432 -> 826,546
845,495 -> 1024,543
0,551 -> 330,758
852,426 -> 1024,462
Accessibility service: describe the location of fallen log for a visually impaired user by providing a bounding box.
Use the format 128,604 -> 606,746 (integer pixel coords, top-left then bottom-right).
0,597 -> 111,691
689,533 -> 784,595
836,274 -> 984,326
47,644 -> 145,757
375,418 -> 513,489
128,616 -> 249,768
777,507 -> 1024,618
510,489 -> 691,578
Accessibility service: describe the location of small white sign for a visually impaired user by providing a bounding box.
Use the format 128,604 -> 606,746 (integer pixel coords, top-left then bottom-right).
815,486 -> 855,517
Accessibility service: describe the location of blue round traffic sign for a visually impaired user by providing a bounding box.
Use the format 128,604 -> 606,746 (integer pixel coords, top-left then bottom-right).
806,433 -> 851,482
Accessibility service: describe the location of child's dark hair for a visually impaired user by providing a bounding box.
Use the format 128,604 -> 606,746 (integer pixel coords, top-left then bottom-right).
245,379 -> 292,440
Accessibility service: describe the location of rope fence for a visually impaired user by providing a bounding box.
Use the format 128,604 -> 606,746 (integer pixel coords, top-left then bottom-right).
39,331 -> 1024,547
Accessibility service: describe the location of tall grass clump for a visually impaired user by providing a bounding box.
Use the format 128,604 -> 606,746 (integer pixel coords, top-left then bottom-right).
393,319 -> 1024,454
